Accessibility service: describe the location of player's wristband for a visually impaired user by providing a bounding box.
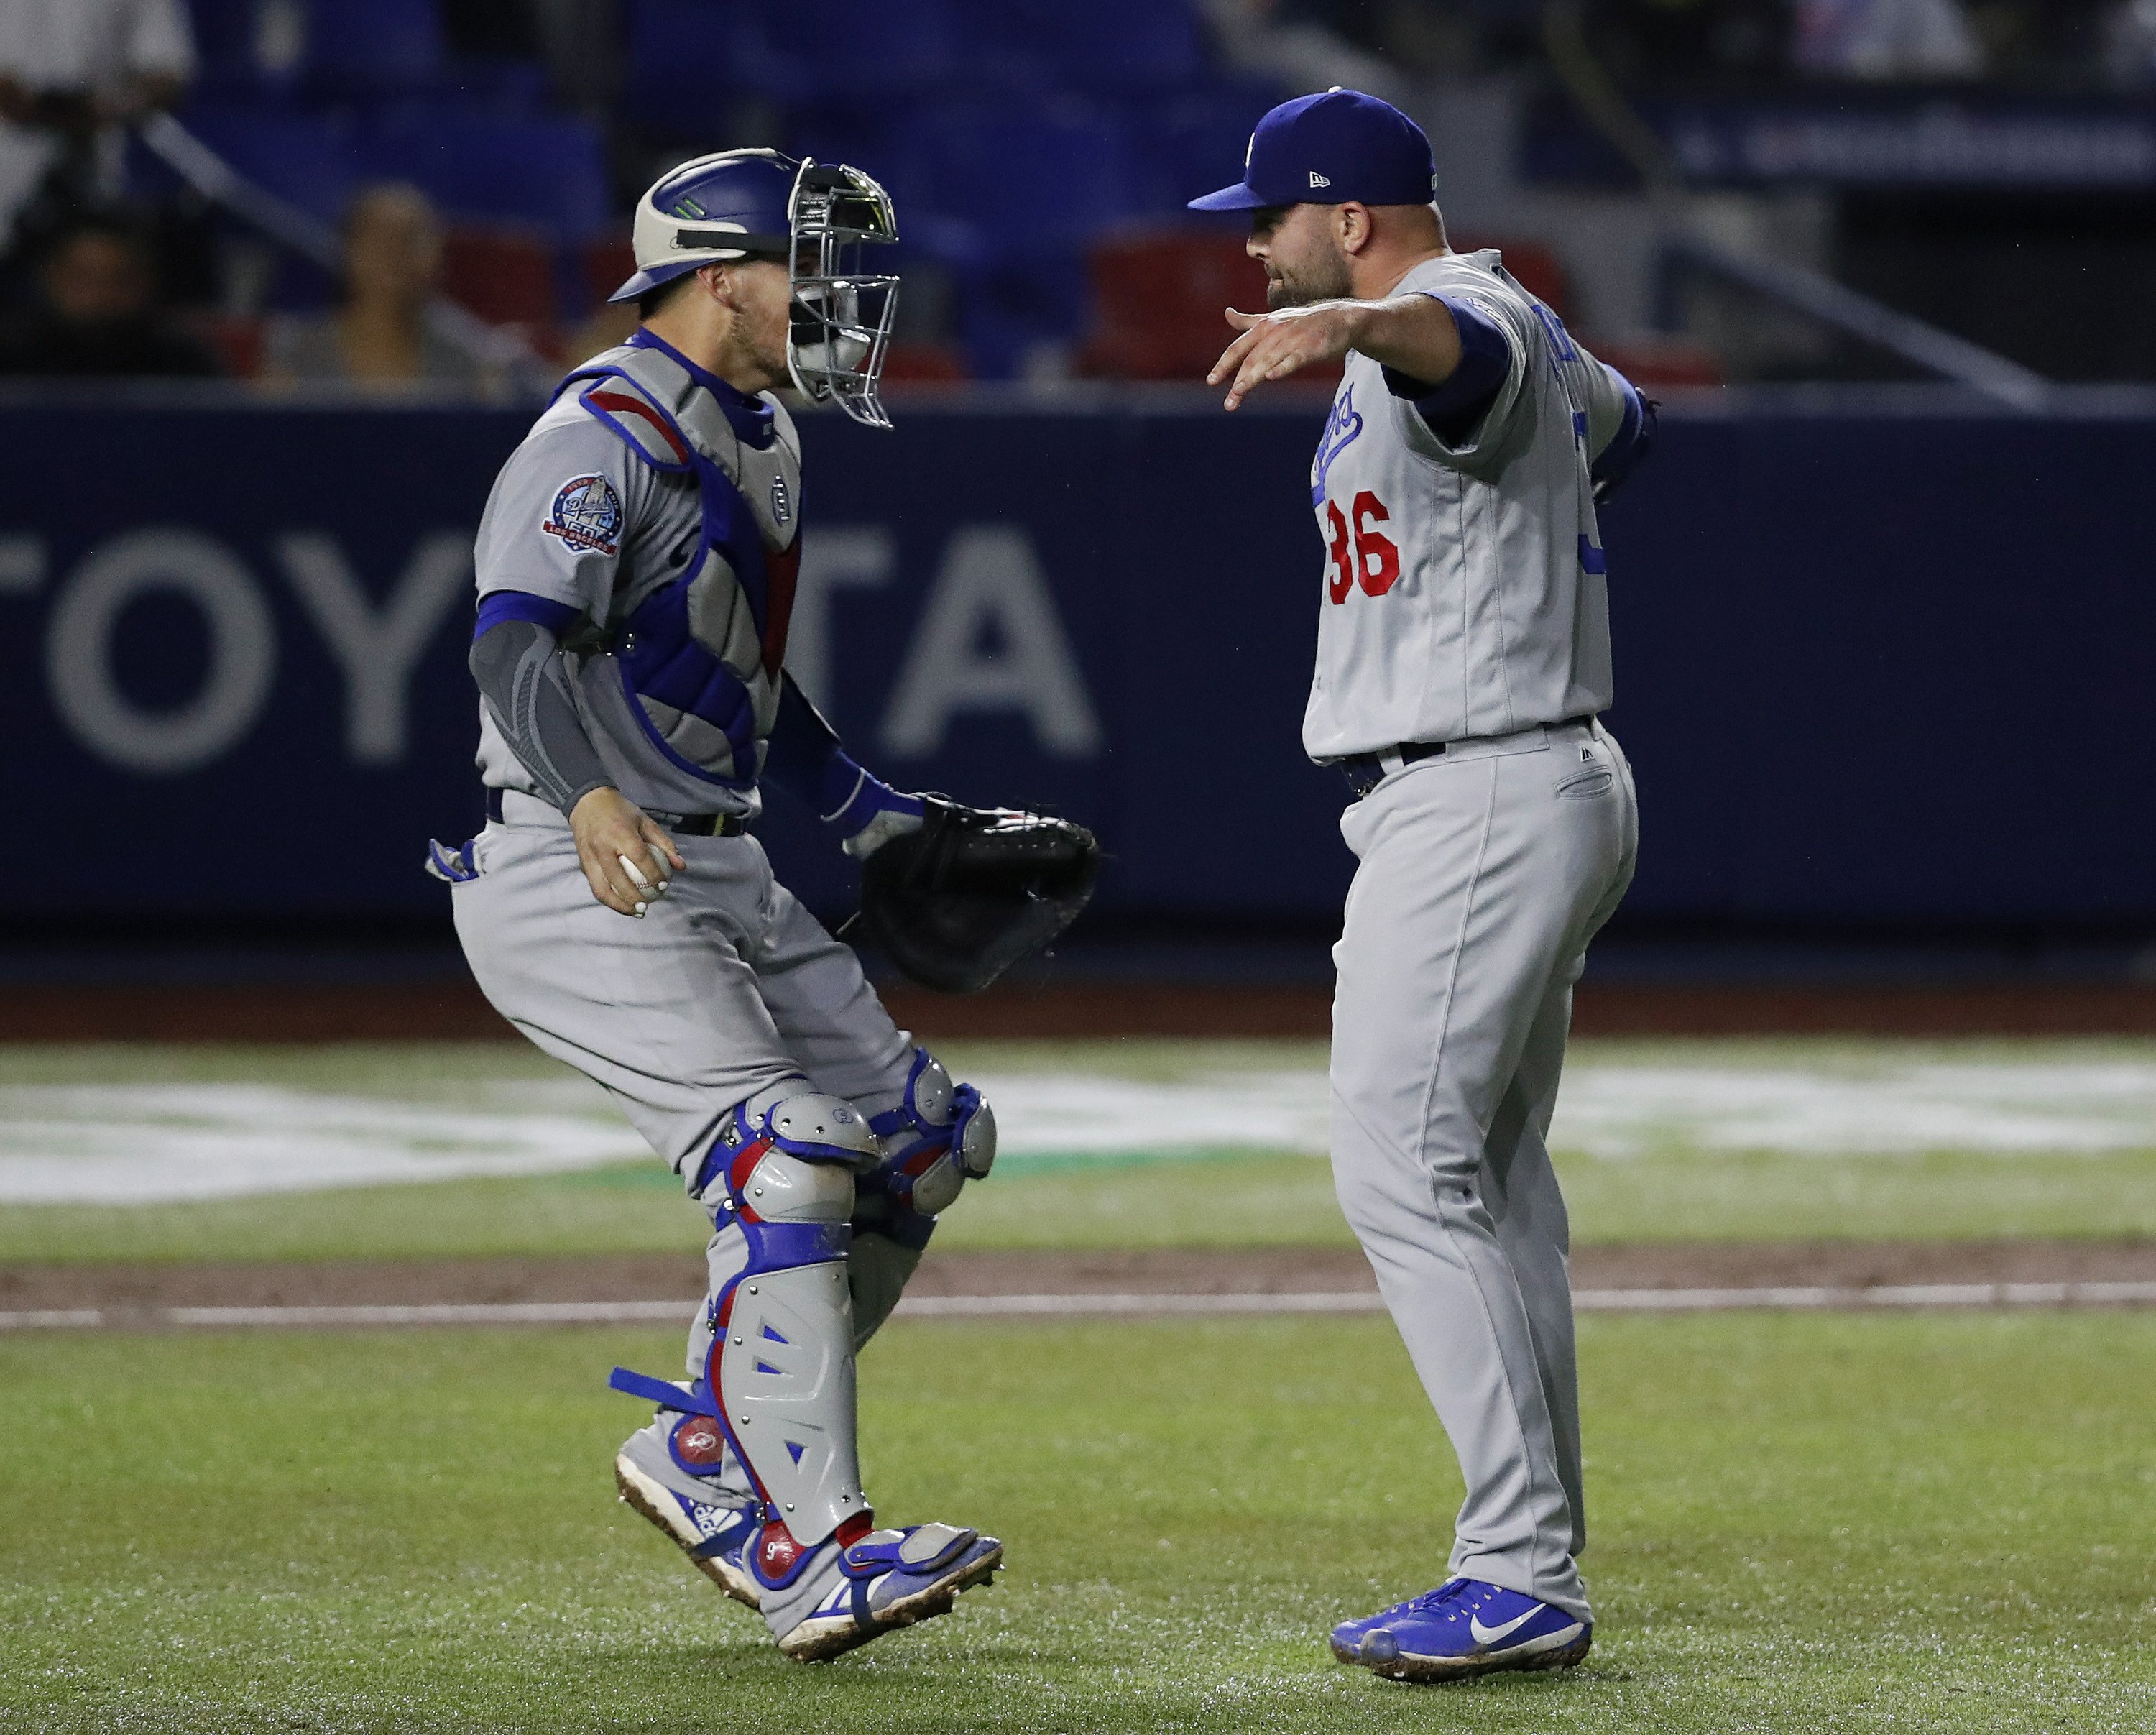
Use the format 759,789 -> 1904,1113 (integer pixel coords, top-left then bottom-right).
822,757 -> 925,838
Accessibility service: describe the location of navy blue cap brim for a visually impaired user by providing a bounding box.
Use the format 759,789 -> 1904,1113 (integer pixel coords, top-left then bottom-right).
607,257 -> 709,304
1187,182 -> 1273,212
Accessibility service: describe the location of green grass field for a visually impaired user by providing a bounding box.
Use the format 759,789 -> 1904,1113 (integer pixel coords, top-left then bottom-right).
5,1037 -> 2155,1729
5,1038 -> 2156,1264
4,1312 -> 2152,1734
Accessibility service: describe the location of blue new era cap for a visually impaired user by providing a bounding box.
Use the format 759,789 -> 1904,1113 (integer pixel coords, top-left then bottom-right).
1189,88 -> 1437,212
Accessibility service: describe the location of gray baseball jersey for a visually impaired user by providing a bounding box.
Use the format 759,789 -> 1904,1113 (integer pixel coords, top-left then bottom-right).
470,334 -> 803,819
1303,249 -> 1634,760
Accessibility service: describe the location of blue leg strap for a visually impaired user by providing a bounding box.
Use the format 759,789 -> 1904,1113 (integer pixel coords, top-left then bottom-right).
609,1367 -> 723,1417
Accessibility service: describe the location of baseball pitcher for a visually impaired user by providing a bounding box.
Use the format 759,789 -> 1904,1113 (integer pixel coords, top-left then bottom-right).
1189,91 -> 1655,1682
429,149 -> 1089,1662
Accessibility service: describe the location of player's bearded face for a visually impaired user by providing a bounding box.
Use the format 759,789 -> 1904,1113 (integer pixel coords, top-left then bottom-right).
733,260 -> 793,382
1254,205 -> 1353,310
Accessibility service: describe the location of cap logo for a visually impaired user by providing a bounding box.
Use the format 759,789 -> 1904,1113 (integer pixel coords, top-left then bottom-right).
1245,132 -> 1256,168
1309,171 -> 1331,189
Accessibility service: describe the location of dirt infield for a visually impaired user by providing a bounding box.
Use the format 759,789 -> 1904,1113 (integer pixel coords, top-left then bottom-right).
9,1239 -> 2156,1319
8,979 -> 2156,1041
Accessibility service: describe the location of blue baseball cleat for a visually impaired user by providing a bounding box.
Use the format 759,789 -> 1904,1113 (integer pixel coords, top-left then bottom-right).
1330,1577 -> 1592,1682
768,1521 -> 1005,1662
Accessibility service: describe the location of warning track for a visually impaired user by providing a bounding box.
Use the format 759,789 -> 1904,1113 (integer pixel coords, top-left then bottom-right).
4,1241 -> 2155,1331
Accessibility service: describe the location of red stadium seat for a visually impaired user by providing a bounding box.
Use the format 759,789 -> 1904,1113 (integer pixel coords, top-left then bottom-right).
1078,229 -> 1286,384
1591,337 -> 1726,390
880,343 -> 970,382
441,224 -> 557,330
1454,237 -> 1570,323
582,236 -> 637,313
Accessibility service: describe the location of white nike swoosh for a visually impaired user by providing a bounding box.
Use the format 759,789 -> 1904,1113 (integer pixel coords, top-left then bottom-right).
1469,1608 -> 1542,1646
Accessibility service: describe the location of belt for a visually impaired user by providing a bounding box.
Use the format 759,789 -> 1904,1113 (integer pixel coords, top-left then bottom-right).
1335,740 -> 1447,799
485,788 -> 746,837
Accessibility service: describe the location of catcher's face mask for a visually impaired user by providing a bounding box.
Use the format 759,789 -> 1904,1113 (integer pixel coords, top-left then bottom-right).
786,161 -> 900,430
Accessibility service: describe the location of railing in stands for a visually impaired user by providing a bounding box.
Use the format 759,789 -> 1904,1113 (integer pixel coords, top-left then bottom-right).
1539,0 -> 2054,410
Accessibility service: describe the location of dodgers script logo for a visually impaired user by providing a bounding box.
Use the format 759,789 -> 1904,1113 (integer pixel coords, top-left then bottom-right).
1310,383 -> 1363,507
543,474 -> 623,556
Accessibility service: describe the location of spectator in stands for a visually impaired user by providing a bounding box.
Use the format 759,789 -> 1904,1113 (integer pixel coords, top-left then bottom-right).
1793,0 -> 1985,78
262,184 -> 497,392
0,0 -> 194,252
0,206 -> 216,376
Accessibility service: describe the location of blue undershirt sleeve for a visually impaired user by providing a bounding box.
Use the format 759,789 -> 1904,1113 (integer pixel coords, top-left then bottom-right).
1381,293 -> 1514,446
1588,364 -> 1657,500
764,673 -> 922,836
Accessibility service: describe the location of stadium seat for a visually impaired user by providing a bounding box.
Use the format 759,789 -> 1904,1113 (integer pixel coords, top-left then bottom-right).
959,0 -> 1207,93
729,0 -> 963,101
358,114 -> 613,241
1077,228 -> 1271,382
622,0 -> 742,116
900,99 -> 1143,248
1455,236 -> 1571,324
189,312 -> 266,378
581,236 -> 637,311
1128,78 -> 1291,216
178,106 -> 364,229
441,224 -> 558,330
300,0 -> 448,98
1592,336 -> 1725,389
880,343 -> 970,382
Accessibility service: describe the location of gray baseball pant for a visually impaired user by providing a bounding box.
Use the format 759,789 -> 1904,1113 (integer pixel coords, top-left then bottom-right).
1328,719 -> 1637,1621
451,792 -> 929,1460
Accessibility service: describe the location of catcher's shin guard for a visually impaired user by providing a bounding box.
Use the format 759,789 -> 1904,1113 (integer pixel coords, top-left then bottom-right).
613,1085 -> 881,1573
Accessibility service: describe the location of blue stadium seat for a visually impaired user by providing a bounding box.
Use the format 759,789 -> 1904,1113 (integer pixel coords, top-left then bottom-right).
899,98 -> 1143,247
729,0 -> 962,101
958,0 -> 1207,93
622,0 -> 742,116
1127,78 -> 1291,216
178,105 -> 364,227
300,0 -> 448,98
358,114 -> 614,239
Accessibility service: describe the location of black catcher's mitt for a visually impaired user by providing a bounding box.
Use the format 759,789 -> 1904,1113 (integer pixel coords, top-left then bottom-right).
850,798 -> 1100,994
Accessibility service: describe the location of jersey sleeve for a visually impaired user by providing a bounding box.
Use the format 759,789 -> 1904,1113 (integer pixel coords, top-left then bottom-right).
1570,344 -> 1655,496
1386,288 -> 1534,471
471,415 -> 642,627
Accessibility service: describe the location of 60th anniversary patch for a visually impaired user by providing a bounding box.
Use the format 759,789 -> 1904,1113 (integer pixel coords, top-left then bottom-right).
543,474 -> 624,556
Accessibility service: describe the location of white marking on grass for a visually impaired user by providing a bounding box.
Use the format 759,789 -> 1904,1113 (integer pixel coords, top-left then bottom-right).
0,1085 -> 645,1203
4,1057 -> 2153,1204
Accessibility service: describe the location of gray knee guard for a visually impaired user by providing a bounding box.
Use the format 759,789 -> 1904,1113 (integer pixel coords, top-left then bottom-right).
864,1048 -> 997,1219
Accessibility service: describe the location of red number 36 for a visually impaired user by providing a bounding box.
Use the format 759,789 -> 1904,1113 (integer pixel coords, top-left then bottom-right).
1324,489 -> 1401,604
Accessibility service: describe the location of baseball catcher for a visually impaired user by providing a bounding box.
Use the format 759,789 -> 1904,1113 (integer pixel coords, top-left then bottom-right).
430,147 -> 1092,1661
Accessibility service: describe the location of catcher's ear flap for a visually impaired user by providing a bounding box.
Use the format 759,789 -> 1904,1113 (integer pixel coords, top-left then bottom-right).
851,798 -> 1100,994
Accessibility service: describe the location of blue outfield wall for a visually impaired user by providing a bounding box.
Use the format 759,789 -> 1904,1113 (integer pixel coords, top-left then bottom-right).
1,392 -> 2150,929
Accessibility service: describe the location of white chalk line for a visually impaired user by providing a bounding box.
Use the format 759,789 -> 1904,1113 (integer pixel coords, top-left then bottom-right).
6,1281 -> 2156,1333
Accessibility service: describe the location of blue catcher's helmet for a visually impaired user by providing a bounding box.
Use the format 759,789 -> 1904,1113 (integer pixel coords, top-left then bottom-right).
612,148 -> 903,429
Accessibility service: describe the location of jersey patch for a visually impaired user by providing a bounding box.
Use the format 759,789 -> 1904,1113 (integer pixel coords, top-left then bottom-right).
543,474 -> 624,556
770,471 -> 792,526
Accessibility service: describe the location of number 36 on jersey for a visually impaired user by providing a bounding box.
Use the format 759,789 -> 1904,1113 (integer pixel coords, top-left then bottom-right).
1322,489 -> 1399,605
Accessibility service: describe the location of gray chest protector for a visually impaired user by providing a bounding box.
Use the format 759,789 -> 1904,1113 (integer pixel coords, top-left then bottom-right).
559,335 -> 803,788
